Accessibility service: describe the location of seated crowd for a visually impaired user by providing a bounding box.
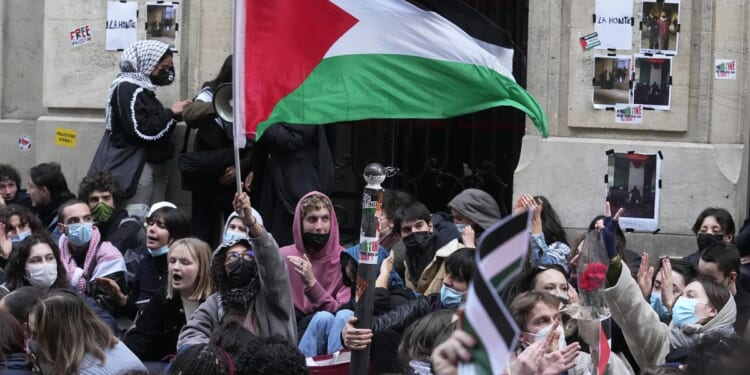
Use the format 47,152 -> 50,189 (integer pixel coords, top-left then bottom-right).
1,162 -> 750,375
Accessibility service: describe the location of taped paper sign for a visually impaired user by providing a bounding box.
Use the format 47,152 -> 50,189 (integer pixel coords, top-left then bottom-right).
55,128 -> 78,148
715,59 -> 737,80
594,0 -> 633,50
106,1 -> 138,50
70,25 -> 93,47
615,104 -> 643,124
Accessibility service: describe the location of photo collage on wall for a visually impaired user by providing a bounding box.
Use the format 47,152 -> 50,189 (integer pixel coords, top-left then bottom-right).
589,0 -> 680,116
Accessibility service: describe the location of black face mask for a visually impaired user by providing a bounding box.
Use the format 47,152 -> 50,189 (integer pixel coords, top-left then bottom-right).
303,232 -> 330,252
226,259 -> 256,289
150,66 -> 175,86
403,231 -> 432,252
697,233 -> 725,251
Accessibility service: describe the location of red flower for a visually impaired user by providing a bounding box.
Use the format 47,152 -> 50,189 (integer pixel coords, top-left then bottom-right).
579,262 -> 608,293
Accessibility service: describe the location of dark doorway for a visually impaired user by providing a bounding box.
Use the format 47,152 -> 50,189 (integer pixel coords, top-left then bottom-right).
328,0 -> 530,244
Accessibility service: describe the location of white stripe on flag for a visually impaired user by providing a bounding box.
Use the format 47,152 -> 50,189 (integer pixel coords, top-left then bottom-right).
233,0 -> 247,145
327,0 -> 514,81
478,229 -> 528,277
463,287 -> 512,375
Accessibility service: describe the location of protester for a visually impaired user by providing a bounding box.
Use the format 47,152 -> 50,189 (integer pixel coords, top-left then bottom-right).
447,188 -> 502,247
395,200 -> 461,295
167,344 -> 233,375
177,192 -> 296,347
515,194 -> 571,272
56,199 -> 127,312
29,289 -> 146,374
91,39 -> 191,206
278,192 -> 350,352
0,205 -> 43,269
1,233 -> 119,333
96,204 -> 191,316
0,164 -> 31,209
636,253 -> 695,322
697,242 -> 750,336
222,209 -> 263,245
380,190 -> 415,280
27,162 -> 75,238
0,310 -> 31,374
252,123 -> 335,247
182,54 -> 252,247
124,238 -> 213,362
398,309 -> 456,374
683,207 -> 735,269
78,171 -> 144,254
0,286 -> 46,335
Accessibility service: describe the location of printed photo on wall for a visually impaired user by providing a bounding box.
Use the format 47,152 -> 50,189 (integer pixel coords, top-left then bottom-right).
592,55 -> 632,109
632,54 -> 672,110
606,152 -> 661,232
146,2 -> 179,49
640,0 -> 680,55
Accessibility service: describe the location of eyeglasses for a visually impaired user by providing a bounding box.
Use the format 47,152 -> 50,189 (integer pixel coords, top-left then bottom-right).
225,251 -> 254,264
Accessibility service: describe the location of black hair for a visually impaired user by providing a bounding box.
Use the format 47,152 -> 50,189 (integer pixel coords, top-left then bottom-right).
534,196 -> 569,246
158,50 -> 173,64
692,207 -> 736,237
56,199 -> 90,224
0,310 -> 26,362
398,309 -> 456,372
1,286 -> 46,324
654,258 -> 696,286
684,332 -> 749,375
393,201 -> 431,234
148,207 -> 192,242
700,242 -> 741,277
382,190 -> 415,221
4,233 -> 69,291
29,162 -> 71,202
77,171 -> 125,209
168,344 -> 232,375
444,248 -> 475,284
0,204 -> 44,235
205,55 -> 233,91
0,164 -> 21,186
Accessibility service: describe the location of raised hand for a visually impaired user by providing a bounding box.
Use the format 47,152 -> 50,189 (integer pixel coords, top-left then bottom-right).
431,329 -> 476,375
660,257 -> 676,312
287,254 -> 316,288
637,252 -> 655,298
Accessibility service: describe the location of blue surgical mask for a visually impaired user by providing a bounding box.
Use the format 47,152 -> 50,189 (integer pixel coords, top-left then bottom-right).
671,297 -> 699,328
223,230 -> 247,244
66,223 -> 93,247
11,229 -> 31,245
150,244 -> 169,257
440,284 -> 465,308
456,224 -> 467,235
650,294 -> 671,320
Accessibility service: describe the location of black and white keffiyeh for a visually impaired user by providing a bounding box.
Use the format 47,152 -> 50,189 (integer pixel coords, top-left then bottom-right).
105,40 -> 170,131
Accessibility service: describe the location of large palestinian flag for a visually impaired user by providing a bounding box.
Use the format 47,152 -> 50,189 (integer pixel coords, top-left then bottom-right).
234,0 -> 548,142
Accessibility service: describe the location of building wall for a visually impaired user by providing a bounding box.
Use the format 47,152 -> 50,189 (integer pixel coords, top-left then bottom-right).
0,0 -> 234,207
518,0 -> 750,257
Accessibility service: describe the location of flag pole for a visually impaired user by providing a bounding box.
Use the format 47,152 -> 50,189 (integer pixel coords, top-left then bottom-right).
350,163 -> 387,374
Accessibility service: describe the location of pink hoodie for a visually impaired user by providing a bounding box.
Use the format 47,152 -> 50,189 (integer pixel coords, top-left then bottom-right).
279,191 -> 351,315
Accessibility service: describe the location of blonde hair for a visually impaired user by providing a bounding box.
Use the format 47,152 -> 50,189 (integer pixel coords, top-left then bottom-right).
300,194 -> 332,218
30,289 -> 118,375
166,238 -> 213,300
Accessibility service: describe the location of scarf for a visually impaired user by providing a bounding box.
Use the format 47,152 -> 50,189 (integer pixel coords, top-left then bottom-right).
105,40 -> 169,131
669,295 -> 737,350
220,281 -> 260,311
59,227 -> 102,293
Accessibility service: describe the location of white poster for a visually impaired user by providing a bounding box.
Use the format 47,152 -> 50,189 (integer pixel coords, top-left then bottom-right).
715,59 -> 737,80
614,104 -> 644,124
106,1 -> 138,51
594,0 -> 633,50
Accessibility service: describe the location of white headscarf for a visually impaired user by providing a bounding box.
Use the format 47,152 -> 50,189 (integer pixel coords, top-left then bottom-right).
105,40 -> 170,131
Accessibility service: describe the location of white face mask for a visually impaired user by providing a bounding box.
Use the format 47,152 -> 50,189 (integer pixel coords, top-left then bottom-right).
527,323 -> 566,351
25,263 -> 58,289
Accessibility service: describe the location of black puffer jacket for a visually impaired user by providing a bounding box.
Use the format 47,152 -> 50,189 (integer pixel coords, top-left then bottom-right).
370,293 -> 444,334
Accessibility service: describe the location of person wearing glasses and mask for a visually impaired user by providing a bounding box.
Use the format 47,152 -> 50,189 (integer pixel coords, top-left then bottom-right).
178,192 -> 296,348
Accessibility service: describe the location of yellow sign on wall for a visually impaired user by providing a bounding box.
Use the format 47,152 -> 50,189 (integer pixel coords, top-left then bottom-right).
54,128 -> 78,148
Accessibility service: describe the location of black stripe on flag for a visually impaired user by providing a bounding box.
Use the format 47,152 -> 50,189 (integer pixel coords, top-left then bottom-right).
477,210 -> 528,260
404,0 -> 513,49
474,264 -> 517,345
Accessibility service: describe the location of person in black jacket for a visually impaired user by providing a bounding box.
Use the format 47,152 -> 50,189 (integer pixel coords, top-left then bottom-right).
27,162 -> 75,240
77,171 -> 144,255
92,39 -> 191,206
251,123 -> 334,246
341,248 -> 475,373
0,164 -> 32,209
123,238 -> 213,363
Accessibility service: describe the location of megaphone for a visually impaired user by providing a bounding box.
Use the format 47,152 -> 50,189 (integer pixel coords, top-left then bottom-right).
213,83 -> 233,123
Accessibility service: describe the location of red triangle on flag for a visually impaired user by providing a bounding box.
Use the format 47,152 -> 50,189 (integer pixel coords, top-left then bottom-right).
598,323 -> 611,375
243,0 -> 358,133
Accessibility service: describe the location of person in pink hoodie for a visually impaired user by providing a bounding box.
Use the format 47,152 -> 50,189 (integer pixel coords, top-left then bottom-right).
279,191 -> 351,356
